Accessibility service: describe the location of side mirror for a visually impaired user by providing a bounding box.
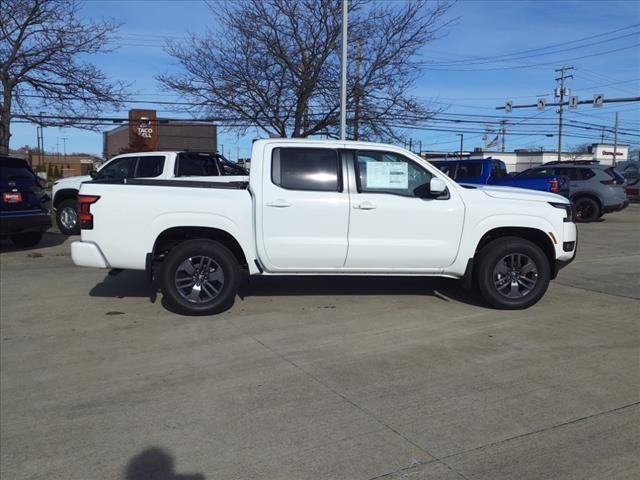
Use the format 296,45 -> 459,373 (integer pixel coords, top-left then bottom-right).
413,177 -> 448,199
429,177 -> 448,196
89,170 -> 98,180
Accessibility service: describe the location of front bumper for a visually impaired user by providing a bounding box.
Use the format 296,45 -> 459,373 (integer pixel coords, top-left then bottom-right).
0,211 -> 51,235
603,199 -> 630,213
71,241 -> 109,268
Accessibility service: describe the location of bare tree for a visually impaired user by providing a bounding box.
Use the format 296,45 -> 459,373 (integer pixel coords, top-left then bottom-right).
567,143 -> 592,161
158,0 -> 453,141
0,0 -> 127,154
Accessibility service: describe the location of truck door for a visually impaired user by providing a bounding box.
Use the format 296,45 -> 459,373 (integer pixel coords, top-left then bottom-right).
260,146 -> 349,270
345,149 -> 464,270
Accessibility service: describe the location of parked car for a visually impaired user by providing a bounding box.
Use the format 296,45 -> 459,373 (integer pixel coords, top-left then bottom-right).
52,152 -> 247,235
0,156 -> 51,247
70,139 -> 577,313
616,160 -> 639,201
517,161 -> 629,222
431,158 -> 569,197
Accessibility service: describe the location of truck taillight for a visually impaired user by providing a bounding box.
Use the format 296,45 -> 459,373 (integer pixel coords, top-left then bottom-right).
78,195 -> 100,229
548,179 -> 560,192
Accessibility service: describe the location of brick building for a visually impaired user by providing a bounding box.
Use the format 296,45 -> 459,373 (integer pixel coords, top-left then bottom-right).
102,109 -> 217,159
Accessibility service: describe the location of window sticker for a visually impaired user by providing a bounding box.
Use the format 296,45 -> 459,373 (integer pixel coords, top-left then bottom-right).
366,161 -> 408,189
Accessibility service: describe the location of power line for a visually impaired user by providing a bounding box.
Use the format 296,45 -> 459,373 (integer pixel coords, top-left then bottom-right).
424,42 -> 640,72
423,30 -> 640,68
420,23 -> 640,66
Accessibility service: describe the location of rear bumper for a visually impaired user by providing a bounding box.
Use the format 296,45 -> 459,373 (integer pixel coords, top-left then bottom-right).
603,199 -> 629,214
71,241 -> 109,268
0,211 -> 51,235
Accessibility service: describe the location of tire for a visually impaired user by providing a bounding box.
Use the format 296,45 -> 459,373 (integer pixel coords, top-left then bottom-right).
56,199 -> 80,235
160,239 -> 240,315
573,197 -> 600,223
10,231 -> 44,248
476,236 -> 551,310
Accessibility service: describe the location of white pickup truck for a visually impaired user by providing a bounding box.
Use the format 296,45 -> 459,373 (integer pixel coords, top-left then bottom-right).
71,139 -> 577,313
52,151 -> 247,234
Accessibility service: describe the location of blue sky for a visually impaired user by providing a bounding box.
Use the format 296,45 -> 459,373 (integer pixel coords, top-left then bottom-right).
9,0 -> 640,158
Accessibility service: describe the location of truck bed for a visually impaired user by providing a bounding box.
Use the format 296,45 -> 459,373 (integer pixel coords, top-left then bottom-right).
78,178 -> 254,270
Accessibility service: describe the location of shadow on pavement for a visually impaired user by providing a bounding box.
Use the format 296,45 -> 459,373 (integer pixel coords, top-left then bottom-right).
90,270 -> 155,299
124,447 -> 205,480
89,270 -> 487,309
0,231 -> 69,253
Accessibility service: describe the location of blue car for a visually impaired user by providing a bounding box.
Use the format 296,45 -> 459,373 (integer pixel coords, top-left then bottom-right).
431,158 -> 569,197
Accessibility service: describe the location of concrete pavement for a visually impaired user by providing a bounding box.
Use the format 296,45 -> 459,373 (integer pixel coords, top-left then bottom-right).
1,206 -> 638,479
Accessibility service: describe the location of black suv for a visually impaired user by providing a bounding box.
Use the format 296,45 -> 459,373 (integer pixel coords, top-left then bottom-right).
0,156 -> 51,247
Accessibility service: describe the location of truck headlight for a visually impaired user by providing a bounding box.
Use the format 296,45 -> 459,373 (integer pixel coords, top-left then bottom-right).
549,202 -> 573,222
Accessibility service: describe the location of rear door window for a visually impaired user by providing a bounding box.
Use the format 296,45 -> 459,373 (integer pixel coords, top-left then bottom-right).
97,157 -> 136,180
491,160 -> 508,178
135,155 -> 165,178
175,153 -> 220,177
272,148 -> 340,191
455,162 -> 483,180
552,167 -> 580,181
519,168 -> 552,177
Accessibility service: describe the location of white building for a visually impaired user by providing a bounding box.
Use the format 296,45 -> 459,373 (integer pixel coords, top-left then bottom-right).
423,143 -> 629,173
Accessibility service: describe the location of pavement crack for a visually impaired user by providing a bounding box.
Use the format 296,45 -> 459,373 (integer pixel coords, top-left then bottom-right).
556,282 -> 639,300
441,401 -> 640,461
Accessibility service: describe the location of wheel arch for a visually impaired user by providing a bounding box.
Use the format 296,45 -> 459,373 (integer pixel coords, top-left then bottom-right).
570,191 -> 602,208
152,226 -> 249,269
53,188 -> 79,209
474,226 -> 557,278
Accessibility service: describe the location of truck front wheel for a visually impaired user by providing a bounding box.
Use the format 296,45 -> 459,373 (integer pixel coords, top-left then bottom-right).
476,237 -> 550,309
160,239 -> 241,315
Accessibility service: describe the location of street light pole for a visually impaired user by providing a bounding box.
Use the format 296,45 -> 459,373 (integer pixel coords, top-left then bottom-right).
457,133 -> 464,160
340,0 -> 348,141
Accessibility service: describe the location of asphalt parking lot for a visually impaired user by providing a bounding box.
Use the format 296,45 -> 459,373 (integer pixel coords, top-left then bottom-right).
1,206 -> 639,480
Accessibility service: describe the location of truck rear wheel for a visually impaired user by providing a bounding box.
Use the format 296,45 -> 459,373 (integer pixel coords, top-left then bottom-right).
476,237 -> 550,310
160,239 -> 240,315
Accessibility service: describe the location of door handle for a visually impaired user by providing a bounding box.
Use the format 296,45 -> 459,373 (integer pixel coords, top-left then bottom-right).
266,199 -> 292,208
353,201 -> 376,210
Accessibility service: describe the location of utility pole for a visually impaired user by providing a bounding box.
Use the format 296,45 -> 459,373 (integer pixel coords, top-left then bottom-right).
340,0 -> 348,141
500,120 -> 507,152
409,138 -> 412,152
418,140 -> 422,156
456,133 -> 464,160
613,112 -> 619,167
555,66 -> 574,161
600,127 -> 605,143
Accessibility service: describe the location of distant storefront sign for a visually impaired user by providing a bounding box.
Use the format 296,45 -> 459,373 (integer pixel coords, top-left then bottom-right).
129,109 -> 159,150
